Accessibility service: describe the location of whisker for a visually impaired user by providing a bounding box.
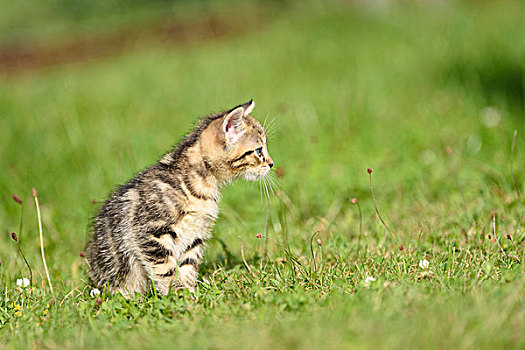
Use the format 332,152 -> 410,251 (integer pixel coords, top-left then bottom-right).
262,177 -> 267,201
259,178 -> 264,204
267,173 -> 279,193
265,174 -> 275,193
263,177 -> 271,204
266,130 -> 277,141
263,115 -> 279,141
263,178 -> 271,259
269,170 -> 279,182
263,112 -> 271,129
265,121 -> 278,134
267,170 -> 279,186
265,114 -> 278,129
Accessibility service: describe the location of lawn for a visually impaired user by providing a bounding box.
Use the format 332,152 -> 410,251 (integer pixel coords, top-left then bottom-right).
0,1 -> 524,348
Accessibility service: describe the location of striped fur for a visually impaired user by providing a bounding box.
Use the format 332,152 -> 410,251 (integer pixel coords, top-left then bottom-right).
86,100 -> 273,296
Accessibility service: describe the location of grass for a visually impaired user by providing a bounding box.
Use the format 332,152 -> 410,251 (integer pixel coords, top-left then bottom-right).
1,0 -> 525,348
0,0 -> 245,45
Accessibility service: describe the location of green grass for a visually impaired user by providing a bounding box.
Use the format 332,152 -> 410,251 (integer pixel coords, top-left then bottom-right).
0,0 -> 244,45
1,0 -> 525,348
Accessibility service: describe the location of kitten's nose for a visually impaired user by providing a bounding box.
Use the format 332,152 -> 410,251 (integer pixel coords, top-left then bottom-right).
265,153 -> 273,168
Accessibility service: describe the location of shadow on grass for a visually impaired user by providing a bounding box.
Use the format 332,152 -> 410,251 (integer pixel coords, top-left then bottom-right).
446,54 -> 524,112
200,236 -> 265,275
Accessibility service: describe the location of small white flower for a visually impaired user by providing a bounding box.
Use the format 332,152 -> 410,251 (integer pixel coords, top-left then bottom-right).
363,276 -> 376,286
90,288 -> 101,298
16,278 -> 30,288
419,259 -> 430,269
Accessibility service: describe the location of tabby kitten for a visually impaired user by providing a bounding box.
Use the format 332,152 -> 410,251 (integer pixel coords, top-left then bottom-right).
87,100 -> 272,296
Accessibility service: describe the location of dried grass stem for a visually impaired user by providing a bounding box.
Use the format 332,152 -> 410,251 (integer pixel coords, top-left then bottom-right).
34,191 -> 54,292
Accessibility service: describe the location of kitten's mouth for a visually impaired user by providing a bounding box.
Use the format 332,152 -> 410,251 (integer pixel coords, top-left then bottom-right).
242,167 -> 270,181
259,166 -> 272,179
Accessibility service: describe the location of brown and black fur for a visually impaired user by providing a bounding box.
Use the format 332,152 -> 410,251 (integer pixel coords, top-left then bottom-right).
86,100 -> 273,296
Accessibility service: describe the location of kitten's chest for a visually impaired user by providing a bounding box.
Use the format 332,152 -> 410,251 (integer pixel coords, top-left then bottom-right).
176,199 -> 219,236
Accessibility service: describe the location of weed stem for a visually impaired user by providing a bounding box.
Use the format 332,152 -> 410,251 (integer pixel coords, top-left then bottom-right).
493,214 -> 506,257
34,189 -> 53,292
18,205 -> 24,246
510,130 -> 521,201
446,147 -> 470,224
368,170 -> 392,245
263,200 -> 270,261
309,231 -> 319,273
12,233 -> 33,287
239,238 -> 253,276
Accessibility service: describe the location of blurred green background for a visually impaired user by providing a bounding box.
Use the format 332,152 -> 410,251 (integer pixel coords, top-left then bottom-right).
1,0 -> 524,348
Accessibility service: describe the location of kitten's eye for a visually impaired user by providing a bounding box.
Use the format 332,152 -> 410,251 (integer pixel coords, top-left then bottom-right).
255,147 -> 263,157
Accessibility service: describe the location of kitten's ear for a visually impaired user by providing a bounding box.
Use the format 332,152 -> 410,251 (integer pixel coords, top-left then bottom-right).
222,107 -> 246,145
241,99 -> 255,115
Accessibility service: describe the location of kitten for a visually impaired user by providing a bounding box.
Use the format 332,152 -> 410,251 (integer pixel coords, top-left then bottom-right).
87,100 -> 272,296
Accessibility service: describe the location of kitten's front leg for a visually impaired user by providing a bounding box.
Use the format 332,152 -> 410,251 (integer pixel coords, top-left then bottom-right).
176,238 -> 205,291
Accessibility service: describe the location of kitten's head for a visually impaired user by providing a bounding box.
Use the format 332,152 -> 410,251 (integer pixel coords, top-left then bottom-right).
205,100 -> 273,182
